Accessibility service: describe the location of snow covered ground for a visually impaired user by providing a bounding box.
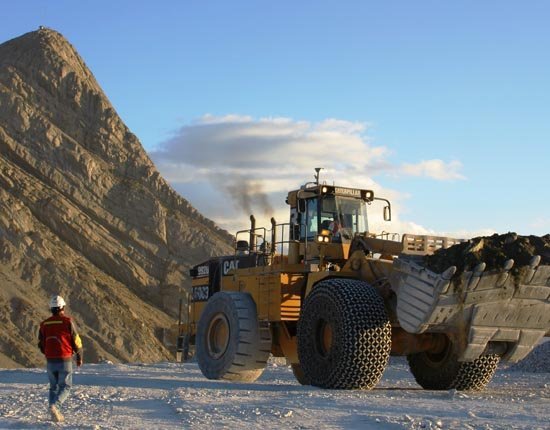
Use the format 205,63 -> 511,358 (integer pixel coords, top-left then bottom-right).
0,358 -> 548,430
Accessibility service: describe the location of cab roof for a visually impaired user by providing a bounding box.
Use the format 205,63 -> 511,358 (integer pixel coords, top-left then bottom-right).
286,184 -> 374,207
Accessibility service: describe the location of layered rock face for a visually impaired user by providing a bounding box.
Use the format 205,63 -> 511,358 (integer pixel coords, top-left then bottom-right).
0,28 -> 233,367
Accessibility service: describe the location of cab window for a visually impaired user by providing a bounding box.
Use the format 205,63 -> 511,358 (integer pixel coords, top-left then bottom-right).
305,198 -> 319,239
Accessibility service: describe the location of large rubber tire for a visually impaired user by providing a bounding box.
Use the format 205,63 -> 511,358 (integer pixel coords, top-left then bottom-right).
297,278 -> 391,389
196,292 -> 272,382
407,338 -> 500,391
290,363 -> 311,385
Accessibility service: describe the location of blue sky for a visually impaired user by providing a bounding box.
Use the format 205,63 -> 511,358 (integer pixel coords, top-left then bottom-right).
3,1 -> 549,236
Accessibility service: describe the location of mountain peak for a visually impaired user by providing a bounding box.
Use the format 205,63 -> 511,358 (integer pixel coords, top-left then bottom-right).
0,29 -> 233,367
1,27 -> 101,93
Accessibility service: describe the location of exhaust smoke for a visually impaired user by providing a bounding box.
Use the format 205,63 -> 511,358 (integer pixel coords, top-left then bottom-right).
214,175 -> 274,217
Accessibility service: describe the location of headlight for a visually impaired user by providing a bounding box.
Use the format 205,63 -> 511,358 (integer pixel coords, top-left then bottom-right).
316,233 -> 331,243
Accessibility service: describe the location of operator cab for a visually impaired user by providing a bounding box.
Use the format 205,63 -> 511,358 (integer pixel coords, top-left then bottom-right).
286,180 -> 391,265
289,185 -> 373,245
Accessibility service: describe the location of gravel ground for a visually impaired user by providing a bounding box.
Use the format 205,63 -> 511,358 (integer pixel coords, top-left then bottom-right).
0,353 -> 548,430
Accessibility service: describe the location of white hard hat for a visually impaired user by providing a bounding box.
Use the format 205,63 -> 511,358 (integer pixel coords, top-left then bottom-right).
49,295 -> 66,309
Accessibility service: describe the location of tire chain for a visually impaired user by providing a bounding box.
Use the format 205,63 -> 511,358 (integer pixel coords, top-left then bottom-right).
297,278 -> 391,389
407,348 -> 500,391
452,354 -> 500,391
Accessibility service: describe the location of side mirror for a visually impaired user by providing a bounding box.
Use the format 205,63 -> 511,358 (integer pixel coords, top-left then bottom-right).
298,199 -> 306,213
383,205 -> 391,222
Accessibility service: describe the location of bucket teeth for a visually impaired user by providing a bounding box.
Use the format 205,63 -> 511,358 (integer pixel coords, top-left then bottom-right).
473,262 -> 486,274
530,255 -> 541,268
503,259 -> 514,271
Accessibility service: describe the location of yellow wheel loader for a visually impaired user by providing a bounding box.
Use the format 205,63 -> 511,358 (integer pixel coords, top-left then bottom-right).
179,171 -> 550,391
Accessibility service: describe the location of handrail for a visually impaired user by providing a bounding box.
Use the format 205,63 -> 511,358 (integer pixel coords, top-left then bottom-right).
378,231 -> 401,242
235,227 -> 268,254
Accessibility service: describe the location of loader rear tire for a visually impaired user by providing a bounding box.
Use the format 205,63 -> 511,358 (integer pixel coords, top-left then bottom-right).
407,338 -> 500,391
297,278 -> 391,389
196,292 -> 272,382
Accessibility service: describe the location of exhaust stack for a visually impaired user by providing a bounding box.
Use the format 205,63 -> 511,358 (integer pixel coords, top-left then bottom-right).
270,217 -> 277,254
249,215 -> 256,252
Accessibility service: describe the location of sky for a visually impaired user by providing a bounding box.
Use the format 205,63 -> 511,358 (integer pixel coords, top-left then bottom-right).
2,1 -> 549,237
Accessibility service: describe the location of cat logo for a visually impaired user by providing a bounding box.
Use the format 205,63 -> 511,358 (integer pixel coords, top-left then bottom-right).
223,259 -> 239,275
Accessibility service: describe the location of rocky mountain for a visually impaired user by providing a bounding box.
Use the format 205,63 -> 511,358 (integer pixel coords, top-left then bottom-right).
0,28 -> 233,368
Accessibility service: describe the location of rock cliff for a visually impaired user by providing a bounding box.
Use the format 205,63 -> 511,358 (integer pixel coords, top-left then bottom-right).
0,28 -> 233,367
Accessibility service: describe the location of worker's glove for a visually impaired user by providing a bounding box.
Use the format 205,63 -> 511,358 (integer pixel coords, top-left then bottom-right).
76,357 -> 83,367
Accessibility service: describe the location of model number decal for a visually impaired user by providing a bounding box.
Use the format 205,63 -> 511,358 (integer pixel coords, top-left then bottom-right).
192,285 -> 209,302
197,265 -> 209,277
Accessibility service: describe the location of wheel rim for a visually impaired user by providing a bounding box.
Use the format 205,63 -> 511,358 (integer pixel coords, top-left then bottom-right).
423,336 -> 452,367
314,318 -> 333,358
207,313 -> 230,359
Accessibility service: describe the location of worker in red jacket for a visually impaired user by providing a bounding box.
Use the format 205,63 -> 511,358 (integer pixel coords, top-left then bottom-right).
38,295 -> 83,423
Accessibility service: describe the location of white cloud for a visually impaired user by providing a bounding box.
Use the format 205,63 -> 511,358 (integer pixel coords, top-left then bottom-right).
401,159 -> 466,181
152,115 -> 389,182
151,115 -> 467,235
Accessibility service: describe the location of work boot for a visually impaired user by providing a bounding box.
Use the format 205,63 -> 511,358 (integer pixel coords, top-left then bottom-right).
49,405 -> 64,423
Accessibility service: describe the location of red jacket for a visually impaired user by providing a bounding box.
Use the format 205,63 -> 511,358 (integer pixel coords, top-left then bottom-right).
39,314 -> 83,361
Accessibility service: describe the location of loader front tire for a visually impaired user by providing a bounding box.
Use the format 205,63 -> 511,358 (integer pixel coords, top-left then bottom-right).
407,338 -> 500,391
290,363 -> 310,385
196,292 -> 272,382
297,278 -> 391,389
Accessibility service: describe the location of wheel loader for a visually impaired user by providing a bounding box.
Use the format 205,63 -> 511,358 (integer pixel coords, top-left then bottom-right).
179,170 -> 550,391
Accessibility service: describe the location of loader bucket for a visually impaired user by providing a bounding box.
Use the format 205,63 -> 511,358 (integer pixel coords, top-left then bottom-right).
390,255 -> 550,363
